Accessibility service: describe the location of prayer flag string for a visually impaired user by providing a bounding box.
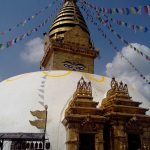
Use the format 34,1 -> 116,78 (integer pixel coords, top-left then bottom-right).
98,15 -> 150,62
80,4 -> 150,85
0,1 -> 57,36
79,0 -> 150,62
0,2 -> 62,50
100,15 -> 149,33
80,0 -> 149,34
81,0 -> 150,16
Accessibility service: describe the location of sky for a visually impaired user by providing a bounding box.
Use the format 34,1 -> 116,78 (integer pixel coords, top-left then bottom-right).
0,0 -> 150,99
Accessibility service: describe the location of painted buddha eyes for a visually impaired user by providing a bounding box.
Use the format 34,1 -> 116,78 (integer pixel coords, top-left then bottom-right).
63,61 -> 85,71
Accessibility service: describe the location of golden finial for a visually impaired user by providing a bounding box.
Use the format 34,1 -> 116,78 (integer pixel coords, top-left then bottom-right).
110,77 -> 129,94
64,0 -> 77,3
75,77 -> 92,97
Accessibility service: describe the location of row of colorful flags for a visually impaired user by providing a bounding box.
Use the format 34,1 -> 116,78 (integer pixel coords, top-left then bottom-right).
0,17 -> 51,50
98,5 -> 150,16
80,3 -> 150,85
98,26 -> 150,85
99,15 -> 149,33
0,2 -> 56,36
99,17 -> 150,62
81,0 -> 150,16
80,0 -> 149,34
0,2 -> 62,51
79,0 -> 150,62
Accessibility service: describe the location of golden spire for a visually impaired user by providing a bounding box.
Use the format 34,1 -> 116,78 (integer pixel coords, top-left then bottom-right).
41,0 -> 99,73
49,0 -> 90,40
64,0 -> 77,3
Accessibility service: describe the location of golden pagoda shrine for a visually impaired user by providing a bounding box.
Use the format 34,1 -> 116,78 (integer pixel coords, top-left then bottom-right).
62,76 -> 150,150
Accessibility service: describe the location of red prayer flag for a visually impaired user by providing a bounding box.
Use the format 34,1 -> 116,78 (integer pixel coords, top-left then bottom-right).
146,55 -> 150,61
144,5 -> 150,15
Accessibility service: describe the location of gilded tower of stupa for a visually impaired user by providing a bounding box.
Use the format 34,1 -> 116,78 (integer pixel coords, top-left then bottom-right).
40,0 -> 99,73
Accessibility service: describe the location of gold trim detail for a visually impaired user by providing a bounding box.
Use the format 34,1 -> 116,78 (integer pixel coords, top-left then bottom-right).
42,71 -> 72,77
84,74 -> 105,83
4,73 -> 32,83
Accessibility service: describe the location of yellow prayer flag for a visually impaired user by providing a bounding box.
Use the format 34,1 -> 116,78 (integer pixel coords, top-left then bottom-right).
30,110 -> 46,119
130,7 -> 136,14
29,120 -> 45,129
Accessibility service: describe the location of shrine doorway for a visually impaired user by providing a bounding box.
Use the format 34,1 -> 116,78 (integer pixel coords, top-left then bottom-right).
79,133 -> 95,150
128,133 -> 141,150
103,125 -> 111,150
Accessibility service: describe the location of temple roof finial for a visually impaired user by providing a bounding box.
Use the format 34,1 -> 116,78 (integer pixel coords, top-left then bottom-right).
75,77 -> 92,97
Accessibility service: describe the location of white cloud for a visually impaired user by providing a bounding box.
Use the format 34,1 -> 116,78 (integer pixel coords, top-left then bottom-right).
21,37 -> 44,64
106,43 -> 150,100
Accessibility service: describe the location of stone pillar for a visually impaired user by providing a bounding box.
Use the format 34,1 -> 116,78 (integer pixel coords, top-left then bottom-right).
66,128 -> 78,150
142,127 -> 150,150
113,124 -> 127,150
95,129 -> 104,150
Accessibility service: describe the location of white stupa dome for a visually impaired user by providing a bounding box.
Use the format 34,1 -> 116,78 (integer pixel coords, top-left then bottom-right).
0,70 -> 149,149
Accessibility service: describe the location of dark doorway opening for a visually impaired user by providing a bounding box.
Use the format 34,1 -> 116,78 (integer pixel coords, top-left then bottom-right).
103,125 -> 111,150
128,134 -> 141,150
79,133 -> 95,150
